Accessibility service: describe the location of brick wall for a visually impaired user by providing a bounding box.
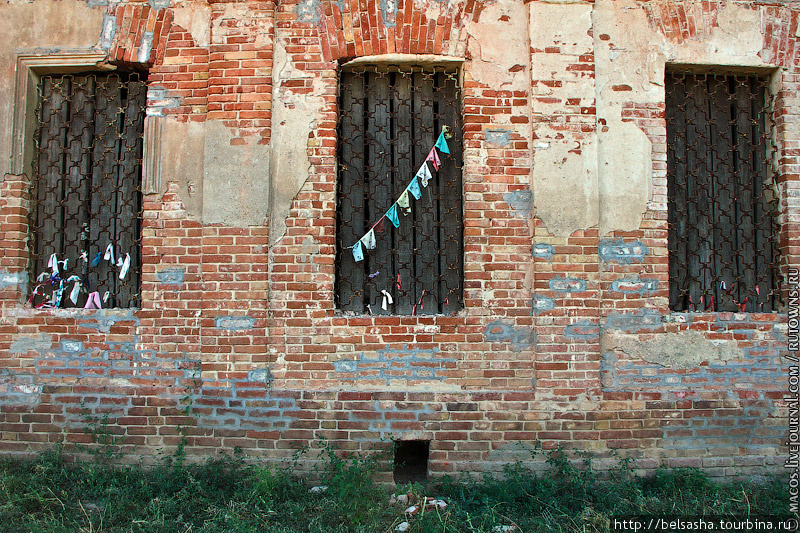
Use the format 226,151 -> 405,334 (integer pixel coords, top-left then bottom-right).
0,0 -> 796,479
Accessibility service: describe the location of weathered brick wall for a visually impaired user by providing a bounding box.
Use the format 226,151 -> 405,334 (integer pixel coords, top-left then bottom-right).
0,0 -> 795,479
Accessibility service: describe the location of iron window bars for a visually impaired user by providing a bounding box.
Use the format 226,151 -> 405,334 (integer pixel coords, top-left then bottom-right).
336,65 -> 463,315
29,72 -> 146,309
666,71 -> 781,312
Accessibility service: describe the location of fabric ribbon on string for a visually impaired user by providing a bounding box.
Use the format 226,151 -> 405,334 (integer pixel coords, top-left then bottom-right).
84,291 -> 102,310
352,240 -> 364,262
53,281 -> 65,308
48,254 -> 59,275
361,229 -> 377,250
386,204 -> 400,228
408,177 -> 422,200
397,190 -> 410,213
67,276 -> 82,305
103,244 -> 115,264
426,147 -> 441,170
346,126 -> 451,256
415,163 -> 432,188
434,132 -> 450,154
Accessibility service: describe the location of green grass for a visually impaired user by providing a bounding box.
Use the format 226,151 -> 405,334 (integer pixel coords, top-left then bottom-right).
0,444 -> 790,533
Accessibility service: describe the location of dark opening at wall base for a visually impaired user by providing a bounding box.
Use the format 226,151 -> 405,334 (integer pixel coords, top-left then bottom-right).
393,440 -> 429,484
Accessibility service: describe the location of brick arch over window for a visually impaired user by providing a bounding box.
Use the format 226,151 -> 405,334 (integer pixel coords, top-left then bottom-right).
105,3 -> 173,69
294,0 -> 484,61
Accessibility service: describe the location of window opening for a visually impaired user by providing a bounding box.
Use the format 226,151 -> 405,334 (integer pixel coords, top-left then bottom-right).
29,71 -> 146,309
336,64 -> 463,315
666,71 -> 781,312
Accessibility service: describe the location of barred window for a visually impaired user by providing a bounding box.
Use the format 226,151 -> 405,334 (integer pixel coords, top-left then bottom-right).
336,65 -> 463,315
29,72 -> 146,309
666,70 -> 781,312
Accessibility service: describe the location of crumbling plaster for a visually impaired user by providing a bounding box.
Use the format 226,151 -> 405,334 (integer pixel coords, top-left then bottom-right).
148,117 -> 271,227
603,330 -> 743,370
594,0 -> 660,234
203,121 -> 271,226
464,1 -> 529,93
530,1 -> 599,237
171,2 -> 211,48
530,0 -> 781,238
267,35 -> 325,244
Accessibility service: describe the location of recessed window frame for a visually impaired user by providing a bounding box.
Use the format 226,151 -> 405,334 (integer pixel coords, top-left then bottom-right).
10,52 -> 154,310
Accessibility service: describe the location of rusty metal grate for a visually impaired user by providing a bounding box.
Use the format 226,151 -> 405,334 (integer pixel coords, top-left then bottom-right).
29,71 -> 146,309
666,71 -> 781,312
336,65 -> 463,315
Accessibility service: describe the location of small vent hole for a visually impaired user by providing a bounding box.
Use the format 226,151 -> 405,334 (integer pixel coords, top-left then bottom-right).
393,440 -> 429,484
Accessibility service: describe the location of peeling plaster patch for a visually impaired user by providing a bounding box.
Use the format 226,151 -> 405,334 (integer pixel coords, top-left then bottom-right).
611,276 -> 659,294
149,0 -> 170,9
156,267 -> 185,285
532,295 -> 555,314
0,270 -> 27,291
465,1 -> 529,92
172,4 -> 211,47
503,191 -> 532,218
296,0 -> 346,23
87,0 -> 109,7
713,3 -> 763,58
485,128 -> 512,146
61,340 -> 84,353
484,320 -> 535,351
159,120 -> 205,218
598,122 -> 652,233
295,0 -> 318,23
137,31 -> 154,64
299,236 -> 320,264
10,334 -> 52,354
203,121 -> 270,227
100,13 -> 116,49
333,345 -> 455,384
214,316 -> 257,331
609,331 -> 744,370
598,238 -> 648,264
146,87 -> 180,117
249,368 -> 274,387
565,320 -> 600,341
0,370 -> 42,405
549,276 -> 586,293
532,243 -> 554,260
605,308 -> 662,332
78,309 -> 139,333
532,140 -> 599,237
269,36 -> 324,243
379,0 -> 398,27
600,351 -> 617,388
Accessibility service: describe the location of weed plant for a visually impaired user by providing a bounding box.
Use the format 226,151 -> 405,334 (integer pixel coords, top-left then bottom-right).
0,442 -> 790,533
